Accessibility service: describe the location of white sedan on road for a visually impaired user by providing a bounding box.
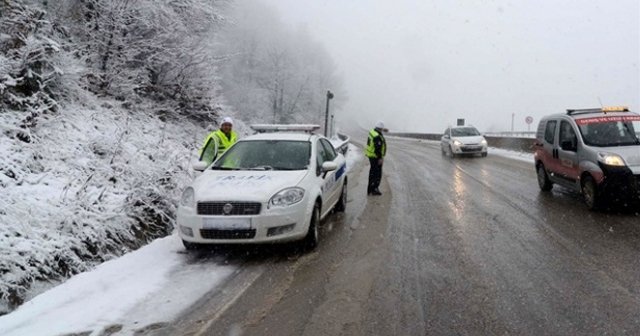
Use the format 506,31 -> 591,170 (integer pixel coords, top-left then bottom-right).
177,125 -> 347,250
441,126 -> 488,157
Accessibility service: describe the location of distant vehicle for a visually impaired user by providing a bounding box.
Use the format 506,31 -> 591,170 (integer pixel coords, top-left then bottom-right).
441,126 -> 488,157
534,106 -> 640,209
177,124 -> 347,250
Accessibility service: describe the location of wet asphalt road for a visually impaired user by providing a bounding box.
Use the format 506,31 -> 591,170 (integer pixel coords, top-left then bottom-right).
158,136 -> 640,336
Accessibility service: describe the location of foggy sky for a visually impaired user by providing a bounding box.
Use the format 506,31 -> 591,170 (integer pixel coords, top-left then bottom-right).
270,0 -> 639,133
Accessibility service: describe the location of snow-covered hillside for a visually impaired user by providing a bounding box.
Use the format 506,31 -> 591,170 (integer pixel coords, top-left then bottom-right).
0,96 -> 215,314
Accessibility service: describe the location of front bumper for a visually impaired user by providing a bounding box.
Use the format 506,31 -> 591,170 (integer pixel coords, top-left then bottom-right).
598,163 -> 640,204
177,200 -> 311,244
451,144 -> 487,155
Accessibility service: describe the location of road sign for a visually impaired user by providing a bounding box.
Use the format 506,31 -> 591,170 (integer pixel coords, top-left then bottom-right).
525,116 -> 533,124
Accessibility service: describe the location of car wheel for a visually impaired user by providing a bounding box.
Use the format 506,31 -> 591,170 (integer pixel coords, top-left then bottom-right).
481,152 -> 488,157
334,181 -> 347,212
449,146 -> 457,158
536,163 -> 553,191
582,175 -> 600,210
301,203 -> 320,250
441,146 -> 446,156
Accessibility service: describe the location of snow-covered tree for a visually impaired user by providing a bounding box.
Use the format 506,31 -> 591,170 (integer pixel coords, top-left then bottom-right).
217,0 -> 345,127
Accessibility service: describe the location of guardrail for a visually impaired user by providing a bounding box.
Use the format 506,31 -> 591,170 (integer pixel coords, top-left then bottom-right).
388,132 -> 537,153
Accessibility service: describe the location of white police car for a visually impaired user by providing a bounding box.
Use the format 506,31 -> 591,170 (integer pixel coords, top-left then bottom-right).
177,124 -> 348,250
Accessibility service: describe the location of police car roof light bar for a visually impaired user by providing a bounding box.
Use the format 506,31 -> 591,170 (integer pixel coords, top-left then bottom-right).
250,124 -> 321,133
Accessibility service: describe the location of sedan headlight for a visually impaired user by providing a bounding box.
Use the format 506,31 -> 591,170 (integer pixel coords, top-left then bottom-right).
480,139 -> 488,145
452,140 -> 463,146
180,187 -> 195,207
598,152 -> 626,166
270,187 -> 305,207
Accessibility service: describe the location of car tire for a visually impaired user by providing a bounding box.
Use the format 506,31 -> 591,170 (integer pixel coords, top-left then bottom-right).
581,175 -> 600,210
449,146 -> 457,158
301,203 -> 320,250
441,146 -> 446,156
481,152 -> 487,157
537,163 -> 553,191
334,181 -> 347,212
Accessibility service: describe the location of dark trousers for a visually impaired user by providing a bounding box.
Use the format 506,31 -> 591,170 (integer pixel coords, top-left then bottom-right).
368,158 -> 383,193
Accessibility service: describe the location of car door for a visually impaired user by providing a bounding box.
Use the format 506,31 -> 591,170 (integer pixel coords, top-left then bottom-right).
556,120 -> 580,185
542,119 -> 569,187
315,139 -> 338,216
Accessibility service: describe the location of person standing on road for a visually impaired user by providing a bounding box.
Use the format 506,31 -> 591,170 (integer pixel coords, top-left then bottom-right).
365,121 -> 387,195
199,117 -> 238,165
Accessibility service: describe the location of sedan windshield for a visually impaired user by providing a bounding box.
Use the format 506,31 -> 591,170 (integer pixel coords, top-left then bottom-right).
213,140 -> 311,170
577,120 -> 640,147
451,127 -> 481,137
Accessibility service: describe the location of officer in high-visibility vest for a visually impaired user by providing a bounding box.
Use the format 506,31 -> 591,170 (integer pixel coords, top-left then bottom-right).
199,117 -> 238,165
365,121 -> 387,195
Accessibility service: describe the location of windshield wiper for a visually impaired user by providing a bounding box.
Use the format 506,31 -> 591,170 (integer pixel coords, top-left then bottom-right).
271,166 -> 305,170
211,166 -> 240,170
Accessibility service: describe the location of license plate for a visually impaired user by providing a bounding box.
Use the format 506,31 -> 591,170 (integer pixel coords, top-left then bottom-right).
203,218 -> 251,230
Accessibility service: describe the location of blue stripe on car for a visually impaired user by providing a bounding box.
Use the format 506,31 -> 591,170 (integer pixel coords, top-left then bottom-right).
335,164 -> 346,180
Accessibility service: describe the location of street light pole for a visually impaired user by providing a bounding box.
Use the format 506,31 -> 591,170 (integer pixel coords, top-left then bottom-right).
324,90 -> 334,137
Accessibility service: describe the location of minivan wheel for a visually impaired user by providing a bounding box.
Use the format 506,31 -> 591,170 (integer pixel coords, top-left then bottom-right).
301,203 -> 320,250
582,175 -> 600,210
537,164 -> 553,191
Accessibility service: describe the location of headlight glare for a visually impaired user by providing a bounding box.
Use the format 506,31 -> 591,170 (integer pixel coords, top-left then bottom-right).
180,187 -> 195,207
270,187 -> 305,207
598,153 -> 626,166
481,139 -> 488,145
452,140 -> 463,146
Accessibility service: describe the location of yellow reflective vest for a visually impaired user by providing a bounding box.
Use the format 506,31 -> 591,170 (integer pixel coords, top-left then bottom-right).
199,130 -> 238,159
365,129 -> 386,158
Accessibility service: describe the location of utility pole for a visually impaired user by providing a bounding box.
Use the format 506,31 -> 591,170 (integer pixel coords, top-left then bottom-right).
511,113 -> 515,133
324,90 -> 334,137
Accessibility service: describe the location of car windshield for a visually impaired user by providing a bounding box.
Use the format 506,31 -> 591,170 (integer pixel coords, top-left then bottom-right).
212,140 -> 311,170
577,119 -> 640,147
451,127 -> 481,137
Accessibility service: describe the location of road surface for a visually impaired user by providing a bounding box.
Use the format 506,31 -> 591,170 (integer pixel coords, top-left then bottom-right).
151,136 -> 640,336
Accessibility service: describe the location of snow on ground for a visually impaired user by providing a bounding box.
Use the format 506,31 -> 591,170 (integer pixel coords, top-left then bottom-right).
0,233 -> 235,336
0,141 -> 362,336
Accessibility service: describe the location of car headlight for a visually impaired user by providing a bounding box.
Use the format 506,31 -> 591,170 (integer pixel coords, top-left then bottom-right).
480,139 -> 488,145
598,152 -> 626,166
270,187 -> 305,207
452,140 -> 462,146
180,187 -> 195,207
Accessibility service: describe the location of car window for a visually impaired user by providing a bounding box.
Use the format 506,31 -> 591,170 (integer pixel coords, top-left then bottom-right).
443,129 -> 449,137
544,120 -> 557,144
559,121 -> 577,149
577,119 -> 640,147
213,140 -> 310,170
319,139 -> 337,161
451,127 -> 480,137
199,137 -> 218,166
316,139 -> 327,172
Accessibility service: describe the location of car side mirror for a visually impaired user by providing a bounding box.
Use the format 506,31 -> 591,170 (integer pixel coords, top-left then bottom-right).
443,135 -> 449,139
560,140 -> 576,152
321,161 -> 338,172
192,160 -> 208,172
